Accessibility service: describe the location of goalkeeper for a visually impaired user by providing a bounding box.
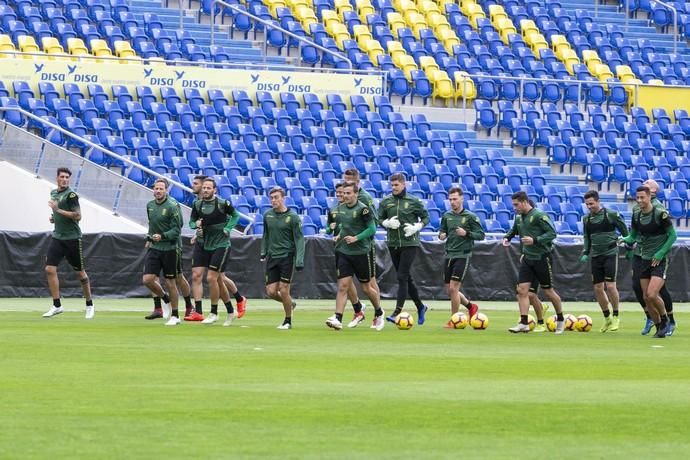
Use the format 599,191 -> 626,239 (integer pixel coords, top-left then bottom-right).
378,173 -> 430,325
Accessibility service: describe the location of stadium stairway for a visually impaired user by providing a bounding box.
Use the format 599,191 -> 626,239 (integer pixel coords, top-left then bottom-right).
128,0 -> 291,64
559,0 -> 690,60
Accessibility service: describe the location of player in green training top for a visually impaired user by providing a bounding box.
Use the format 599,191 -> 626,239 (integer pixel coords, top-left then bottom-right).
502,191 -> 565,334
143,179 -> 182,326
378,173 -> 430,325
325,181 -> 385,331
43,167 -> 94,320
580,190 -> 628,332
621,186 -> 677,338
438,187 -> 485,328
189,178 -> 241,327
261,187 -> 305,330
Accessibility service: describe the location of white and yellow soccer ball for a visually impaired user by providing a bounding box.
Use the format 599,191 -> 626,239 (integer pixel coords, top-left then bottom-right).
449,312 -> 468,329
526,314 -> 536,331
470,313 -> 489,330
564,314 -> 579,331
576,314 -> 593,332
546,315 -> 558,332
395,312 -> 414,330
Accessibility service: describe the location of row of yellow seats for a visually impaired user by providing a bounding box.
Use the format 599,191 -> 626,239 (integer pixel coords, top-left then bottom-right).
429,69 -> 478,105
519,19 -> 549,55
487,5 -> 519,45
0,34 -> 137,60
549,34 -> 582,75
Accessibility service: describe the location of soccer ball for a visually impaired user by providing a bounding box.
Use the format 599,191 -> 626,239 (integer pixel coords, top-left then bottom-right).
576,314 -> 593,332
526,314 -> 536,331
564,314 -> 578,331
546,315 -> 558,332
470,313 -> 489,330
395,312 -> 414,330
449,312 -> 468,329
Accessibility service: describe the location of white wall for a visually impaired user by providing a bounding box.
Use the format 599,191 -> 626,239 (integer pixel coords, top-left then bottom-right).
0,161 -> 147,234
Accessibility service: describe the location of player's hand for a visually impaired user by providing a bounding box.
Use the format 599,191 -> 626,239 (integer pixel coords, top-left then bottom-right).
501,238 -> 510,247
190,235 -> 197,244
333,235 -> 340,243
651,258 -> 660,267
48,200 -> 57,210
195,219 -> 203,228
455,227 -> 467,237
344,235 -> 358,244
152,234 -> 162,242
403,222 -> 422,237
579,255 -> 588,264
382,216 -> 401,230
521,236 -> 534,246
438,232 -> 447,241
144,241 -> 151,248
260,256 -> 266,262
319,228 -> 327,235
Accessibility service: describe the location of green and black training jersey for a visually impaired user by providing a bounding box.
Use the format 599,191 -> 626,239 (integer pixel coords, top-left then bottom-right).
628,205 -> 676,260
439,208 -> 485,258
261,208 -> 306,267
50,187 -> 81,240
189,197 -> 240,251
582,207 -> 628,257
378,190 -> 430,248
332,201 -> 375,255
631,197 -> 664,256
146,196 -> 182,251
504,207 -> 556,260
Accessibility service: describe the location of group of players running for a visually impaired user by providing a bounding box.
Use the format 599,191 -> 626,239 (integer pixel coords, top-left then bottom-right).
41,167 -> 678,338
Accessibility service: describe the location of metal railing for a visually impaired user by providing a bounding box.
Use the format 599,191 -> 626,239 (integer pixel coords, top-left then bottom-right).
200,0 -> 355,69
649,0 -> 679,54
596,0 -> 630,31
0,106 -> 254,233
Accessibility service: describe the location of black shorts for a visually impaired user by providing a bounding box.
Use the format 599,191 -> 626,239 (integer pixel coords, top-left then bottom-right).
518,255 -> 554,289
191,241 -> 205,268
46,237 -> 84,271
633,255 -> 668,280
444,257 -> 470,284
529,278 -> 539,293
265,255 -> 295,285
192,246 -> 230,272
144,248 -> 178,279
336,251 -> 374,283
591,254 -> 618,284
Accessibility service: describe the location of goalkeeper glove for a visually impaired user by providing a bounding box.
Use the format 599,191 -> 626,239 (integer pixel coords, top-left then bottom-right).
382,216 -> 401,229
403,222 -> 423,237
579,255 -> 588,264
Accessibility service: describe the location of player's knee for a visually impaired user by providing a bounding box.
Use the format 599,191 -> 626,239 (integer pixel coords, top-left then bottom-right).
516,285 -> 529,296
593,283 -> 605,293
265,284 -> 276,298
142,274 -> 155,286
79,274 -> 89,284
206,271 -> 219,282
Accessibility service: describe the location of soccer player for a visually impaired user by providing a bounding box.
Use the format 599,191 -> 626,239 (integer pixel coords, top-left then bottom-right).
631,179 -> 677,336
438,187 -> 484,327
142,179 -> 182,326
43,167 -> 94,319
185,175 -> 247,322
378,173 -> 430,324
621,186 -> 677,338
326,181 -> 385,331
502,191 -> 565,334
189,178 -> 240,326
261,187 -> 305,329
580,190 -> 628,332
324,182 -> 368,328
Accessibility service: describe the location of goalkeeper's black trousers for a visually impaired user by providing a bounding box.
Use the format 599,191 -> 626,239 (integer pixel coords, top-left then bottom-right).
389,246 -> 424,310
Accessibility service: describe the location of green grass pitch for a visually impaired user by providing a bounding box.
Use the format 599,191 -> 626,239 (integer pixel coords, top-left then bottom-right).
1,298 -> 689,459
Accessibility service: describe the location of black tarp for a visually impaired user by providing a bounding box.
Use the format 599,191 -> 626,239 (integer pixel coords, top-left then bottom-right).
1,232 -> 689,301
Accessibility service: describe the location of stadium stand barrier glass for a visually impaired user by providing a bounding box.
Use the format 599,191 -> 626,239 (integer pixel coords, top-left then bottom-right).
0,107 -> 253,234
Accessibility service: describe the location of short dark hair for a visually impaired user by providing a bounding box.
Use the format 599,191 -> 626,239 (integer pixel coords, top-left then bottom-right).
57,167 -> 72,177
448,186 -> 463,196
636,185 -> 651,195
193,175 -> 208,182
269,186 -> 285,197
335,182 -> 344,189
153,178 -> 169,188
389,172 -> 405,183
511,191 -> 529,202
202,178 -> 216,188
343,168 -> 360,180
584,190 -> 599,201
341,180 -> 359,193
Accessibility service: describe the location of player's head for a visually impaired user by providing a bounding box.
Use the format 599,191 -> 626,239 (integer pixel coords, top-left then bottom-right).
511,191 -> 532,215
335,182 -> 345,203
269,186 -> 286,211
448,187 -> 464,212
635,185 -> 652,208
390,173 -> 406,196
152,178 -> 169,201
56,167 -> 72,190
584,190 -> 601,213
201,178 -> 216,200
343,168 -> 360,185
341,181 -> 359,205
192,175 -> 208,195
642,179 -> 659,196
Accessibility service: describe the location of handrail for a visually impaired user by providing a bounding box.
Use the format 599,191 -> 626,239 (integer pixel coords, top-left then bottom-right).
0,106 -> 255,231
208,0 -> 354,69
649,0 -> 679,54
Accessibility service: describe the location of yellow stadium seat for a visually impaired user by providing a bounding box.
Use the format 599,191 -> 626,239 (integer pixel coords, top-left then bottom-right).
90,39 -> 113,58
387,40 -> 407,61
334,0 -> 353,15
387,12 -> 406,37
419,1 -> 441,15
405,12 -> 427,34
0,34 -> 16,58
114,40 -> 136,58
288,0 -> 310,8
330,23 -> 351,49
430,69 -> 454,104
616,64 -> 635,81
322,10 -> 341,30
428,13 -> 451,35
561,49 -> 580,73
467,7 -> 486,28
550,34 -> 569,52
399,0 -> 419,14
18,35 -> 40,54
397,54 -> 418,80
267,0 -> 288,16
419,55 -> 440,74
460,0 -> 477,16
356,0 -> 375,21
582,50 -> 601,74
438,29 -> 460,53
362,39 -> 384,62
496,18 -> 517,43
488,4 -> 506,18
648,79 -> 664,86
353,24 -> 373,47
67,38 -> 89,56
520,19 -> 538,38
454,71 -> 477,104
42,37 -> 65,59
295,6 -> 318,28
594,64 -> 614,81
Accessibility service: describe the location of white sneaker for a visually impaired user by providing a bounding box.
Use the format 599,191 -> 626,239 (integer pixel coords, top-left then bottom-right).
85,304 -> 95,320
508,323 -> 530,333
371,313 -> 385,331
277,322 -> 292,330
202,313 -> 218,324
347,311 -> 366,328
223,313 -> 236,327
326,315 -> 342,330
165,316 -> 181,326
42,306 -> 63,318
555,320 -> 565,335
162,302 -> 172,320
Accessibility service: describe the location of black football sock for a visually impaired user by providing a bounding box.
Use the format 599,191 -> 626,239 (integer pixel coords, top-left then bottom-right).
162,294 -> 170,304
153,297 -> 162,309
171,309 -> 178,318
391,307 -> 402,317
85,299 -> 93,307
461,299 -> 471,307
352,301 -> 363,313
195,300 -> 203,314
613,310 -> 619,317
284,317 -> 292,324
335,312 -> 343,322
603,309 -> 610,318
233,291 -> 243,302
538,319 -> 544,324
184,296 -> 193,309
520,314 -> 528,325
374,307 -> 383,317
53,298 -> 61,308
224,301 -> 234,314
556,313 -> 564,321
210,304 -> 218,315
668,313 -> 675,324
